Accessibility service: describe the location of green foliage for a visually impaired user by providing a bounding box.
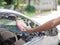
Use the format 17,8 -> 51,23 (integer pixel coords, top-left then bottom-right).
0,0 -> 7,7
13,0 -> 20,10
26,12 -> 36,17
25,5 -> 35,12
0,0 -> 19,9
58,0 -> 60,5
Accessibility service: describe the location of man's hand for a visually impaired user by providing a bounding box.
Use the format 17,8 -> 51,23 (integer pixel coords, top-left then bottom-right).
15,19 -> 33,34
23,26 -> 33,34
16,17 -> 60,34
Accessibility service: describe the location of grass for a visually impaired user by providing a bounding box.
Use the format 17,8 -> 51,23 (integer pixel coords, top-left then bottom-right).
19,4 -> 26,6
21,10 -> 52,17
22,12 -> 38,17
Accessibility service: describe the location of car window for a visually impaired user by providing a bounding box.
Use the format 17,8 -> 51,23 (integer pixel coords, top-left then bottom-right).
0,13 -> 38,34
0,13 -> 45,42
0,13 -> 15,24
0,13 -> 38,28
0,18 -> 14,25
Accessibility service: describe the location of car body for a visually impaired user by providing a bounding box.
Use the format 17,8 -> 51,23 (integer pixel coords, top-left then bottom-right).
0,9 -> 59,45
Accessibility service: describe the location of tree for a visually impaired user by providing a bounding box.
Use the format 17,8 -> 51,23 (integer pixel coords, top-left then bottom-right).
25,0 -> 35,12
13,0 -> 20,10
0,0 -> 20,10
58,0 -> 60,5
0,0 -> 7,8
4,0 -> 12,5
28,0 -> 30,6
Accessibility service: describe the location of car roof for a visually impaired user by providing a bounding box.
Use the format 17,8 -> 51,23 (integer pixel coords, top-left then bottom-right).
0,9 -> 25,16
0,9 -> 31,20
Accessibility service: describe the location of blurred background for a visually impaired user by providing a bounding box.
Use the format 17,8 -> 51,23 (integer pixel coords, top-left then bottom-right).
0,0 -> 59,17
0,0 -> 60,45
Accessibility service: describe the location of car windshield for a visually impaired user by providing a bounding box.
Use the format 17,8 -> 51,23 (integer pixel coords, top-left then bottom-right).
0,18 -> 15,25
0,13 -> 38,34
0,13 -> 45,42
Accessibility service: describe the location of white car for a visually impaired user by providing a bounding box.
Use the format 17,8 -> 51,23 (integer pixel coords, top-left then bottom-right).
0,9 -> 59,45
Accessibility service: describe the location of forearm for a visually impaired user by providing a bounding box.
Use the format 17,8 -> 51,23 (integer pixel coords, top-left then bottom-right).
31,17 -> 60,33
